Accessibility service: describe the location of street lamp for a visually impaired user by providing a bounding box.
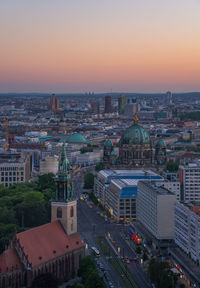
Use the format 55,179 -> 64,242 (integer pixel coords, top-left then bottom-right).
118,247 -> 121,255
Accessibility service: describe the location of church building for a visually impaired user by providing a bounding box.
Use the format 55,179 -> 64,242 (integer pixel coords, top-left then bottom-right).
103,114 -> 166,168
0,144 -> 85,288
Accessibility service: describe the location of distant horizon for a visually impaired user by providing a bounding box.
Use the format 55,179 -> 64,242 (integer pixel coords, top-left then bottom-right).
1,91 -> 200,96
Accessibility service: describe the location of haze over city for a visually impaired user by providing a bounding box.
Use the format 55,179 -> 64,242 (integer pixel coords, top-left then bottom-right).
1,0 -> 200,93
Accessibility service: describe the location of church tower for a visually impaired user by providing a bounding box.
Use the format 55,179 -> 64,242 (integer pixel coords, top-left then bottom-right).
51,143 -> 77,235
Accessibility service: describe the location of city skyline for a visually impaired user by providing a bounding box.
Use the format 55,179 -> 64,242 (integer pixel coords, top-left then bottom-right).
1,0 -> 200,93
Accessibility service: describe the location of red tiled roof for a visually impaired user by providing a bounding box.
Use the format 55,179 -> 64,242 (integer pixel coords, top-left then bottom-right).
0,247 -> 23,273
16,221 -> 84,267
182,152 -> 200,158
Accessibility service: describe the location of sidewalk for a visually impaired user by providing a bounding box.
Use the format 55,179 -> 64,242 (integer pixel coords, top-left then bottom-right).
170,246 -> 200,287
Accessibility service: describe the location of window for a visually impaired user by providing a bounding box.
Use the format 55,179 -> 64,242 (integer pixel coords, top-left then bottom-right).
57,207 -> 62,218
70,207 -> 74,217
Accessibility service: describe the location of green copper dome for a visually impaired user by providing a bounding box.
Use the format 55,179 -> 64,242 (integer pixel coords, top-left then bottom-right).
104,139 -> 113,147
120,124 -> 151,145
156,139 -> 166,148
67,133 -> 90,144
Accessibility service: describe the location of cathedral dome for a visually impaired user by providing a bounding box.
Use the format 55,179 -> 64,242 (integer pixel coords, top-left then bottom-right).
120,123 -> 151,145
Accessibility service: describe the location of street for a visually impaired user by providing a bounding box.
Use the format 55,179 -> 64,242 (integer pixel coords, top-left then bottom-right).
77,199 -> 151,288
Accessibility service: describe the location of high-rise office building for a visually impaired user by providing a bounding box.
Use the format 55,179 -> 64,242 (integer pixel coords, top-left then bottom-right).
166,91 -> 173,105
124,102 -> 140,118
104,95 -> 112,113
49,94 -> 59,112
137,181 -> 176,241
118,94 -> 128,115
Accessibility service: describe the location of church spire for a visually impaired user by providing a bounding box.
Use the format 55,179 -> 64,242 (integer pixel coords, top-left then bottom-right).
51,142 -> 77,235
55,143 -> 74,202
134,113 -> 139,124
58,143 -> 71,180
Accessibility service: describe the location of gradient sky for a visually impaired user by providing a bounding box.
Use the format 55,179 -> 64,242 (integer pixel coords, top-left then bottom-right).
0,0 -> 200,93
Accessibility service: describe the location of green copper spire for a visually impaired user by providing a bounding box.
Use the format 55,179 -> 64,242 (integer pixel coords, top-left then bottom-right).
58,143 -> 71,180
55,143 -> 74,201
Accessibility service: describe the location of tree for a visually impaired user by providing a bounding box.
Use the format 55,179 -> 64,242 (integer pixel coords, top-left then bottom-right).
84,173 -> 94,189
0,207 -> 16,224
78,256 -> 106,287
0,174 -> 57,249
95,162 -> 103,172
0,223 -> 16,253
148,259 -> 171,288
166,160 -> 179,172
16,191 -> 47,227
135,246 -> 142,254
142,251 -> 148,262
38,173 -> 56,191
89,192 -> 98,205
85,271 -> 106,288
78,256 -> 96,282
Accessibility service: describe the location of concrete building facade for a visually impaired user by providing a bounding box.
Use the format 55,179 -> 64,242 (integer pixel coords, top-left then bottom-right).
179,164 -> 200,202
175,201 -> 200,263
137,181 -> 176,241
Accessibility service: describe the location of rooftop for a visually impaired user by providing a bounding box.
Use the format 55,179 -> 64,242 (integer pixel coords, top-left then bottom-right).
139,181 -> 175,196
16,221 -> 84,267
100,170 -> 163,185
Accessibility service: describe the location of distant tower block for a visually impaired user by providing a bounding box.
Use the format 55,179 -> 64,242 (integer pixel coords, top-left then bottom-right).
166,91 -> 173,105
104,95 -> 112,113
49,94 -> 59,112
118,94 -> 128,115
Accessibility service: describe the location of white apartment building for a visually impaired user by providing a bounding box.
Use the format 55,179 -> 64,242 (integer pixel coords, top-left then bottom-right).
179,164 -> 200,202
175,201 -> 200,263
137,181 -> 176,240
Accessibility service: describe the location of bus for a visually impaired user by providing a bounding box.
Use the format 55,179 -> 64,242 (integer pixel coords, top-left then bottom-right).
91,247 -> 100,257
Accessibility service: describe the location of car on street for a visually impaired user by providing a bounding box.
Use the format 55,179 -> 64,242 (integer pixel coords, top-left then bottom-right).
99,263 -> 104,271
89,205 -> 93,208
108,281 -> 115,288
104,271 -> 110,281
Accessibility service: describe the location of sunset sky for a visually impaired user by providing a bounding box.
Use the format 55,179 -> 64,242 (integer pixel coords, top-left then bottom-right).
0,0 -> 200,93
